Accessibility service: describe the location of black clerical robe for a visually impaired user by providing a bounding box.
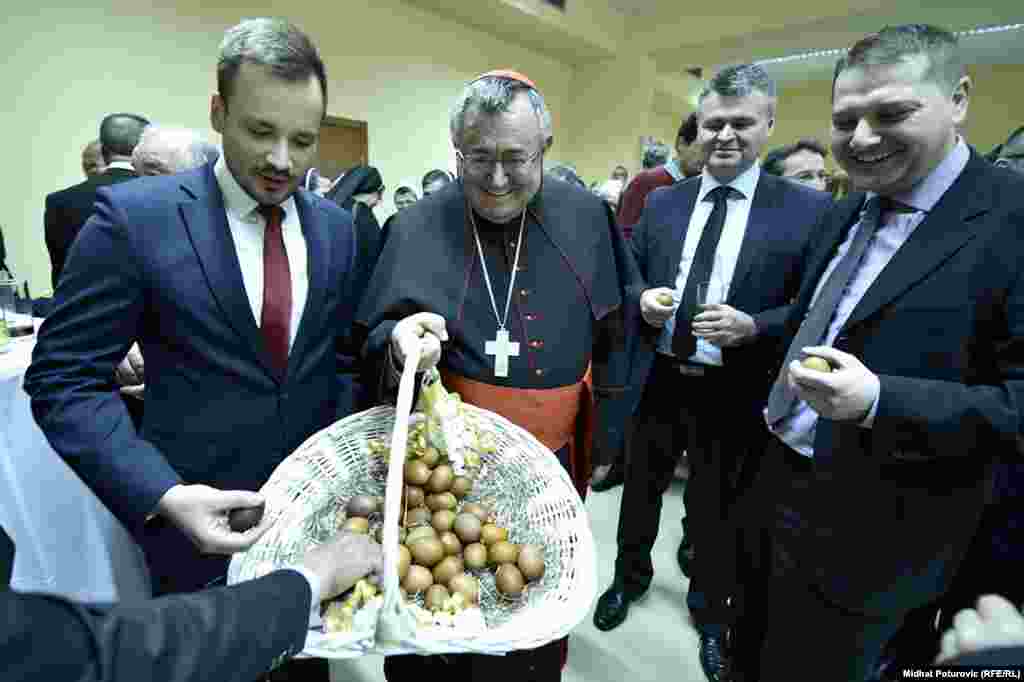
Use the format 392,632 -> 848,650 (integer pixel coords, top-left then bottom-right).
356,177 -> 641,491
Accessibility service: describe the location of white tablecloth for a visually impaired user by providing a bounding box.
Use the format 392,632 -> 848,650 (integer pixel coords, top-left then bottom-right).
0,326 -> 151,603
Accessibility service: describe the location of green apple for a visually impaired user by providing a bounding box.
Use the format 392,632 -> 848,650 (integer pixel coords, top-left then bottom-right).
801,356 -> 832,373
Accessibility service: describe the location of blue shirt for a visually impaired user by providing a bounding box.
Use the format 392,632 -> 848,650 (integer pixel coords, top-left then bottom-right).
770,139 -> 970,457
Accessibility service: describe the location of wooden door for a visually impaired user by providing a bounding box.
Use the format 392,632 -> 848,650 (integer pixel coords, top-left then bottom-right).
319,116 -> 368,182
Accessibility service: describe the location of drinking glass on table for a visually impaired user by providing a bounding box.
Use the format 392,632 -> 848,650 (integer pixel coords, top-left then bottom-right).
0,278 -> 34,350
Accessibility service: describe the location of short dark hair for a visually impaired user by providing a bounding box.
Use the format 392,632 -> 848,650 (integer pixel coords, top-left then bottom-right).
677,112 -> 699,146
641,142 -> 671,169
99,113 -> 150,162
833,24 -> 964,95
763,138 -> 828,176
217,18 -> 327,112
1004,125 -> 1024,149
394,186 -> 417,197
547,163 -> 585,188
421,169 -> 452,189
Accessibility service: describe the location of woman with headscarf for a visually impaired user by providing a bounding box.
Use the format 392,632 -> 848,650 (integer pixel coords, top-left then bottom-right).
325,165 -> 385,304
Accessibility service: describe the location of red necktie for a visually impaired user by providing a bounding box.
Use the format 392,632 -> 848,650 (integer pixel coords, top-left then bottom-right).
257,204 -> 291,376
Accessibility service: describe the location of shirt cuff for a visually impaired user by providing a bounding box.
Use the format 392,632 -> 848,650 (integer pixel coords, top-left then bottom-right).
284,566 -> 323,629
859,386 -> 881,429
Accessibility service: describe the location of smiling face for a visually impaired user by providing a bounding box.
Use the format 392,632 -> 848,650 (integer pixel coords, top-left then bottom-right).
781,149 -> 829,191
211,61 -> 323,205
697,91 -> 774,183
831,56 -> 968,196
456,91 -> 545,224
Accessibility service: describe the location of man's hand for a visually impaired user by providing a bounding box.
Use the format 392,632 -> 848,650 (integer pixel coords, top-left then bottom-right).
156,484 -> 272,554
391,312 -> 448,371
640,287 -> 676,328
692,304 -> 757,347
787,346 -> 880,422
115,343 -> 145,388
300,532 -> 384,602
937,595 -> 1024,663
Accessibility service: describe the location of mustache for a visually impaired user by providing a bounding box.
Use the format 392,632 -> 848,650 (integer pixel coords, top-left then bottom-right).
258,169 -> 292,181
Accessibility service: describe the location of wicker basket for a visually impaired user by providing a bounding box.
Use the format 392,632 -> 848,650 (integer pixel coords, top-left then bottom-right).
228,377 -> 596,658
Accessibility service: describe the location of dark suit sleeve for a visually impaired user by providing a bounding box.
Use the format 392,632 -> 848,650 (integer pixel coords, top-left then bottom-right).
593,201 -> 643,396
24,189 -> 182,527
875,262 -> 1024,458
750,193 -> 833,345
0,570 -> 311,682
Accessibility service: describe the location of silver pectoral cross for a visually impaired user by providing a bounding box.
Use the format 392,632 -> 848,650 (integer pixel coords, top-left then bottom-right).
485,329 -> 520,378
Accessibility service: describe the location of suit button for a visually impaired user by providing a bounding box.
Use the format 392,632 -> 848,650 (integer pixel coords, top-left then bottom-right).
529,340 -> 544,349
524,313 -> 536,321
520,289 -> 530,298
535,368 -> 545,376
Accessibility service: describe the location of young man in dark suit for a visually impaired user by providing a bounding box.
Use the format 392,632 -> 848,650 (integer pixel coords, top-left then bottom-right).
593,63 -> 832,681
44,113 -> 149,289
1,524 -> 381,682
25,18 -> 372,680
746,24 -> 1024,680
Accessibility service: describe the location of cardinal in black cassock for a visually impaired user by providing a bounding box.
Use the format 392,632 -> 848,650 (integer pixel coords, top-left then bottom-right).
355,71 -> 642,682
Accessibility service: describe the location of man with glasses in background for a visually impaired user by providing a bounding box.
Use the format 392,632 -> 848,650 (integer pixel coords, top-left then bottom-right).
995,125 -> 1024,174
358,69 -> 641,682
762,138 -> 832,192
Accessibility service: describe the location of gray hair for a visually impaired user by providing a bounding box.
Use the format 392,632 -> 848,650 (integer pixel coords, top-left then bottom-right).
217,18 -> 327,109
834,24 -> 964,93
698,63 -> 777,112
449,76 -> 553,148
132,125 -> 216,175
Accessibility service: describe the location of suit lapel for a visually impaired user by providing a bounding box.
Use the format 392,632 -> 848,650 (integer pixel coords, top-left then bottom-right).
794,196 -> 864,313
663,182 -> 700,285
289,190 -> 331,373
178,166 -> 279,380
2,524 -> 14,587
842,156 -> 990,331
727,175 -> 780,300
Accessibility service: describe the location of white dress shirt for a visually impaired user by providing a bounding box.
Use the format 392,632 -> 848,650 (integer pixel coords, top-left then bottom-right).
214,157 -> 309,351
658,162 -> 761,366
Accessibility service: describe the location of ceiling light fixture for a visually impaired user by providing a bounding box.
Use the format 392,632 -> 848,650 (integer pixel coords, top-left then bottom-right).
754,22 -> 1024,66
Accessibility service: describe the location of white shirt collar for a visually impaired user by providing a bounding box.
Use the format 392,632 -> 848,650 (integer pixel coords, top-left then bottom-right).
698,161 -> 760,202
214,155 -> 297,223
105,160 -> 136,172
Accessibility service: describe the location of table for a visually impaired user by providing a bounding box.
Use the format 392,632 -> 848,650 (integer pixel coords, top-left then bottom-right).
0,325 -> 151,603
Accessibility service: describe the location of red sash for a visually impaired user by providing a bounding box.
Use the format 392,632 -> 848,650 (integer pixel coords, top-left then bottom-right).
439,367 -> 594,500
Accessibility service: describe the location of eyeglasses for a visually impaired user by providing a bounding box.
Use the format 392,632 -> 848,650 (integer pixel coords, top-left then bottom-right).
456,148 -> 543,177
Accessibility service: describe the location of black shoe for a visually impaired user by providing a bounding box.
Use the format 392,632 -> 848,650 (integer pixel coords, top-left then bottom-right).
699,632 -> 732,682
590,465 -> 624,492
677,537 -> 694,578
593,584 -> 645,631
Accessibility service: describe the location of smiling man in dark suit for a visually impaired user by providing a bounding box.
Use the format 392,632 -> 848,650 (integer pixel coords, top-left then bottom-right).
44,113 -> 150,289
25,18 -> 371,681
593,63 -> 832,681
744,24 -> 1024,680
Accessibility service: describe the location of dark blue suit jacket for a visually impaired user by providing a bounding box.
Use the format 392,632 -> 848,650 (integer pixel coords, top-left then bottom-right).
781,152 -> 1024,616
25,164 -> 362,533
629,172 -> 832,412
0,526 -> 310,682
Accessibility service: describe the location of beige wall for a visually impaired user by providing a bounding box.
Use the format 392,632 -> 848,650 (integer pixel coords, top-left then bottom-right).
4,0 -> 574,294
5,2 -> 1023,295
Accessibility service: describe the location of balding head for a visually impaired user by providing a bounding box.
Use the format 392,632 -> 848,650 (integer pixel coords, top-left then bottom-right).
132,126 -> 218,176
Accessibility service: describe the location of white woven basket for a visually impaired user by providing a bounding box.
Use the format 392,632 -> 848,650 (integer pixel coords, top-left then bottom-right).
228,398 -> 596,658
